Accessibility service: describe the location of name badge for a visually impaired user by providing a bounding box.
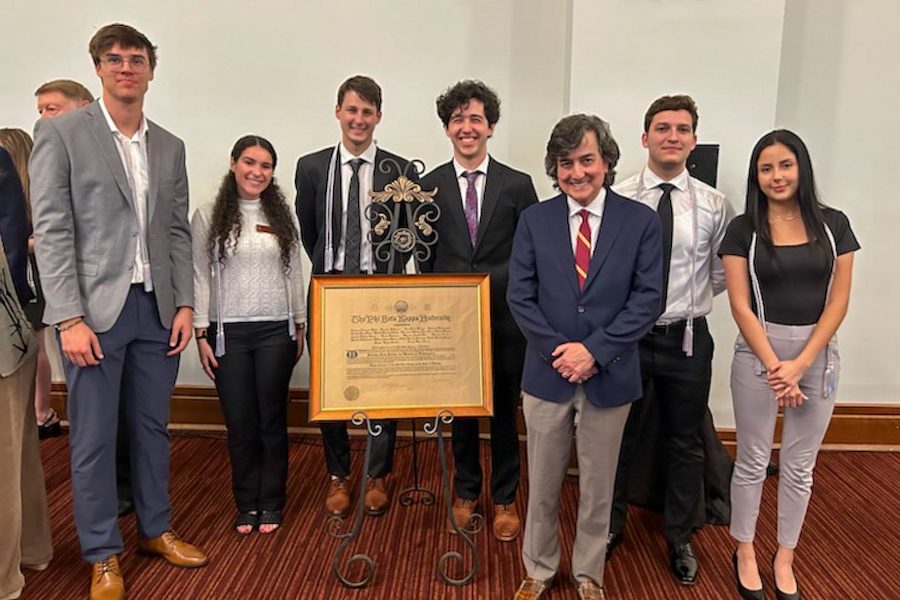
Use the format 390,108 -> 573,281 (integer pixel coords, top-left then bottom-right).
256,224 -> 275,234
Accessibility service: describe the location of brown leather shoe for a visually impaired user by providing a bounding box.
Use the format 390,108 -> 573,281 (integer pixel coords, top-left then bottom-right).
513,576 -> 554,599
90,555 -> 124,600
136,531 -> 208,568
493,503 -> 521,541
363,477 -> 389,516
573,578 -> 606,600
449,497 -> 478,533
325,477 -> 351,517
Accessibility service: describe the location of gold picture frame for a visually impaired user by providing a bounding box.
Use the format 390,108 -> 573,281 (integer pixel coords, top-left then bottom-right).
309,273 -> 493,421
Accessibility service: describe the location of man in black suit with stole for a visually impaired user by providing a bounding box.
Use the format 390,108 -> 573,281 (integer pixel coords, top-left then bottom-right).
421,80 -> 538,541
295,75 -> 414,519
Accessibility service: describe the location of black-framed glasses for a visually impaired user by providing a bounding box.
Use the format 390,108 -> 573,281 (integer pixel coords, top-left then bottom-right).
101,54 -> 150,72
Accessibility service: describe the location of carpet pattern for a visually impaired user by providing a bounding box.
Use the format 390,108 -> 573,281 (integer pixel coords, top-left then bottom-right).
19,431 -> 900,599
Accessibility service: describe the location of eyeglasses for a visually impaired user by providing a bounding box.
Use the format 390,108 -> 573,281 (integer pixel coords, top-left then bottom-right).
101,54 -> 150,72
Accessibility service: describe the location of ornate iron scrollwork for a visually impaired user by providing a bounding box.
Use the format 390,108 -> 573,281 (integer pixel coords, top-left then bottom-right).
364,158 -> 441,273
328,411 -> 380,588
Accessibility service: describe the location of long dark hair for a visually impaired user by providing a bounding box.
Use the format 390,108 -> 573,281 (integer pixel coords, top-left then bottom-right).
745,129 -> 831,259
207,135 -> 297,273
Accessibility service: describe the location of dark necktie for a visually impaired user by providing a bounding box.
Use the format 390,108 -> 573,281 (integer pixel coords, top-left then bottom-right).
344,158 -> 363,274
657,183 -> 675,313
575,209 -> 591,291
463,171 -> 480,246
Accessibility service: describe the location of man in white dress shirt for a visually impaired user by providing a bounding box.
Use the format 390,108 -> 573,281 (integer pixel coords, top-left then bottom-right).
294,75 -> 415,519
608,95 -> 734,585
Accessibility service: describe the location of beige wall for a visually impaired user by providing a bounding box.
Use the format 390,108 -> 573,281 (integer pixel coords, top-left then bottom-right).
4,0 -> 895,427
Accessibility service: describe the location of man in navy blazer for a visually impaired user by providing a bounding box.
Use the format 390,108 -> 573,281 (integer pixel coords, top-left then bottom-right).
508,114 -> 662,600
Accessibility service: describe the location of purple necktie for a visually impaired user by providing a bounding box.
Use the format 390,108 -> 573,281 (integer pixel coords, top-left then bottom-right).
463,171 -> 480,246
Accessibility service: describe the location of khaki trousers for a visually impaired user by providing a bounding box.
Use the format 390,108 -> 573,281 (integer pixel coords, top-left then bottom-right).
0,354 -> 53,598
522,387 -> 630,587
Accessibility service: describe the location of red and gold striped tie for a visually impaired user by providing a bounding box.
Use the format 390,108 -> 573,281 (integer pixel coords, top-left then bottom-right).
575,209 -> 591,291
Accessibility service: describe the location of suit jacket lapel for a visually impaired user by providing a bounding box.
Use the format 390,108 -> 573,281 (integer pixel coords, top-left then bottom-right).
86,103 -> 133,208
147,122 -> 162,222
550,195 -> 580,296
474,159 -> 502,254
583,191 -> 623,292
436,163 -> 471,255
373,149 -> 393,193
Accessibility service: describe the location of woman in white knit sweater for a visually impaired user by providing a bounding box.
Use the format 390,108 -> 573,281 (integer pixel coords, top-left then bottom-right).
192,135 -> 305,535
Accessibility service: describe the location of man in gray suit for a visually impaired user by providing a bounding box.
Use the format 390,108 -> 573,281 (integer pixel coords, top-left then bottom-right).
30,23 -> 207,600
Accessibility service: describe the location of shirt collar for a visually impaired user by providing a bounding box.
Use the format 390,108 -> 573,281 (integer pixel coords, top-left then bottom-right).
643,165 -> 689,192
567,187 -> 606,218
98,97 -> 148,141
339,141 -> 377,165
453,155 -> 490,179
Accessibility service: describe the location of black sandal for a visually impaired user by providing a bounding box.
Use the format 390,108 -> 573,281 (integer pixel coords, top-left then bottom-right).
258,510 -> 282,533
38,408 -> 62,439
233,511 -> 258,535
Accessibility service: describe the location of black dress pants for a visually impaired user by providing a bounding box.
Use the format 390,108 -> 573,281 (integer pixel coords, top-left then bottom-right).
210,321 -> 297,513
320,420 -> 397,479
451,339 -> 524,505
611,317 -> 714,545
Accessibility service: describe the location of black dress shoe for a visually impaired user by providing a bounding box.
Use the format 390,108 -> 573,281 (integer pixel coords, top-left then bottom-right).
117,499 -> 135,517
669,542 -> 698,585
732,551 -> 764,600
605,532 -> 622,561
773,553 -> 801,600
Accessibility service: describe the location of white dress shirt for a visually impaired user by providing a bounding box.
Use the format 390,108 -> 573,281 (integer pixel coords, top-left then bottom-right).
334,142 -> 377,272
453,155 -> 490,218
99,98 -> 152,290
614,167 -> 734,324
566,188 -> 605,256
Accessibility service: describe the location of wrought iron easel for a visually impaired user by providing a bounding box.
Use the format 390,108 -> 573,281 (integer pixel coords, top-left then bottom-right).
326,159 -> 481,587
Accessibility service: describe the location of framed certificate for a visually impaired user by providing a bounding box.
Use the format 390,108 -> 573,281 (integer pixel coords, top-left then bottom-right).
309,273 -> 493,421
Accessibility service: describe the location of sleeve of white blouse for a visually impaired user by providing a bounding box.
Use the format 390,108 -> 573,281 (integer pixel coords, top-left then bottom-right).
191,205 -> 212,328
290,210 -> 307,325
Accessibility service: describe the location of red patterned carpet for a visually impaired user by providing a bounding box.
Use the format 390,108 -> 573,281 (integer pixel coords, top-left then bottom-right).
19,432 -> 900,599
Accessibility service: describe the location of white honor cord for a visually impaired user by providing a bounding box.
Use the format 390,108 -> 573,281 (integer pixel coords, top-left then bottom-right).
213,254 -> 226,357
323,143 -> 376,274
748,223 -> 838,390
323,144 -> 340,273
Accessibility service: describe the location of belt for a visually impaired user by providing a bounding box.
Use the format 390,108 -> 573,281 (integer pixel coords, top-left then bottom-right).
651,316 -> 705,336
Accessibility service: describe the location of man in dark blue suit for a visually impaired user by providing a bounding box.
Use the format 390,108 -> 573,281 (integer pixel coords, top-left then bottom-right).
508,114 -> 663,600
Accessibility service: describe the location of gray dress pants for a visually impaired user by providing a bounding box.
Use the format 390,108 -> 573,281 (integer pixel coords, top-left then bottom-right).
65,287 -> 178,563
522,387 -> 630,587
729,322 -> 839,548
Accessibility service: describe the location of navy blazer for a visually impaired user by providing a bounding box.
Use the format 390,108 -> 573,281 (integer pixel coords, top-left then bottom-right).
0,147 -> 33,306
507,189 -> 663,408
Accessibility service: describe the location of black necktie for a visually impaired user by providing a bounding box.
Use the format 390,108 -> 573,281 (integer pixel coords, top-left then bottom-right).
657,183 -> 675,314
344,158 -> 363,274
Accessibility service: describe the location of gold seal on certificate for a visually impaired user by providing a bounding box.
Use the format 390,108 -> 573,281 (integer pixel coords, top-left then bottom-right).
309,274 -> 493,421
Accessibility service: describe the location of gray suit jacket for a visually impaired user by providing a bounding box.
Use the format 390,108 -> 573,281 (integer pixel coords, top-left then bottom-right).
29,101 -> 192,332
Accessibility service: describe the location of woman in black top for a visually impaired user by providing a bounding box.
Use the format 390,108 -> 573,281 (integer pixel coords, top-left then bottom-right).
720,130 -> 859,600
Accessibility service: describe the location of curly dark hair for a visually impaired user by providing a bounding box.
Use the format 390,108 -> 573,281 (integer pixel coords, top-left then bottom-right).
436,80 -> 501,127
207,135 -> 298,274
